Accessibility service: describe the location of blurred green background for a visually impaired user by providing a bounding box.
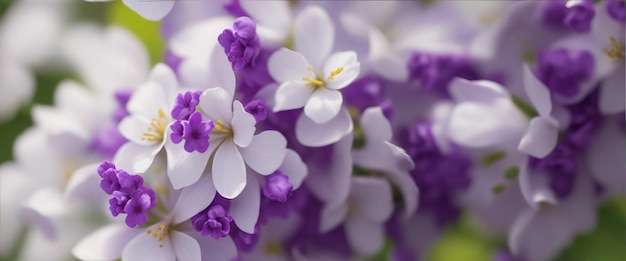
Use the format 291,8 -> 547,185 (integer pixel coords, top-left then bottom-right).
0,1 -> 624,261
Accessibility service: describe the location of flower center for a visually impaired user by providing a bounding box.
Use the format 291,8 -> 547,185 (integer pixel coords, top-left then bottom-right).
327,66 -> 344,81
141,109 -> 168,143
604,36 -> 625,60
213,120 -> 232,134
146,224 -> 168,248
302,66 -> 344,87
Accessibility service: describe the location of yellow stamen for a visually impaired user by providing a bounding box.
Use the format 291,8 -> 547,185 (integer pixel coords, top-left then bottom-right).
264,241 -> 282,256
603,36 -> 624,60
146,224 -> 168,248
213,120 -> 230,134
327,67 -> 344,81
141,109 -> 168,142
302,77 -> 324,87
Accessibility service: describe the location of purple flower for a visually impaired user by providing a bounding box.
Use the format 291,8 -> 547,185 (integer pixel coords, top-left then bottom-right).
100,168 -> 120,195
408,52 -> 479,95
91,126 -> 127,159
535,48 -> 594,98
170,120 -> 184,144
171,91 -> 201,120
244,99 -> 267,122
529,141 -> 578,199
192,205 -> 234,239
117,170 -> 144,193
218,16 -> 260,71
109,191 -> 129,217
181,112 -> 214,153
124,192 -> 155,227
606,0 -> 625,22
564,0 -> 595,33
262,171 -> 293,203
113,88 -> 133,124
542,1 -> 567,28
223,0 -> 249,17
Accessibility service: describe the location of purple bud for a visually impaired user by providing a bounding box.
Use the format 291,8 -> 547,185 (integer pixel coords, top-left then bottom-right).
117,170 -> 144,193
113,89 -> 133,124
109,191 -> 129,217
124,192 -> 155,227
172,91 -> 201,120
170,120 -> 185,144
263,172 -> 293,202
564,0 -> 595,32
181,112 -> 214,153
244,99 -> 267,122
607,0 -> 625,22
536,48 -> 594,98
218,17 -> 260,71
192,205 -> 233,239
97,161 -> 116,177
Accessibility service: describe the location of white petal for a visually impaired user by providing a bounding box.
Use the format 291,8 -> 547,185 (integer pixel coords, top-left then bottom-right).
518,117 -> 559,158
523,64 -> 552,117
229,175 -> 261,234
0,61 -> 34,122
72,224 -> 139,261
304,88 -> 343,124
212,142 -> 246,199
587,119 -> 626,195
21,188 -> 65,240
195,235 -> 238,261
447,102 -> 509,148
268,48 -> 311,83
294,6 -> 334,70
369,56 -> 408,82
65,163 -> 103,204
122,224 -> 176,261
118,115 -> 154,146
360,107 -> 392,142
345,216 -> 384,256
305,133 -> 353,207
273,81 -> 315,112
172,175 -> 216,224
113,142 -> 160,173
279,149 -> 308,189
449,78 -> 508,103
171,231 -> 201,261
519,162 -> 558,209
31,105 -> 90,142
240,131 -> 287,175
199,87 -> 233,122
126,81 -> 167,119
122,0 -> 175,21
296,108 -> 353,147
207,44 -> 237,97
231,101 -> 256,148
241,0 -> 291,46
148,63 -> 178,101
323,51 -> 360,90
351,177 -> 393,223
599,66 -> 626,115
165,139 -> 211,190
320,202 -> 348,233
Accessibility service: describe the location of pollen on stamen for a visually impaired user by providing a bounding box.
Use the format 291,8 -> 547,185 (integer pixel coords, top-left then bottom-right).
327,67 -> 344,81
214,120 -> 231,134
147,224 -> 168,248
603,36 -> 625,60
141,109 -> 168,142
302,77 -> 324,86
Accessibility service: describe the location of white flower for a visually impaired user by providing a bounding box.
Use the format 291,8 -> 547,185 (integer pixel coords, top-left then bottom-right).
268,6 -> 359,147
115,64 -> 178,174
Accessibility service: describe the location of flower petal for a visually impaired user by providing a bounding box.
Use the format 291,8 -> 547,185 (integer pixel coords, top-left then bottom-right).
171,231 -> 201,261
207,44 -> 236,97
268,48 -> 311,83
319,202 -> 348,233
113,142 -> 160,173
241,0 -> 291,42
279,149 -> 308,189
122,224 -> 176,261
172,175 -> 216,224
449,78 -> 508,103
518,117 -> 559,158
296,107 -> 353,147
229,175 -> 261,234
199,87 -> 233,122
165,139 -> 212,190
231,101 -> 256,148
72,223 -> 139,261
65,163 -> 105,204
351,177 -> 393,223
519,162 -> 558,209
360,107 -> 392,142
369,56 -> 408,82
118,115 -> 154,146
240,130 -> 287,175
194,235 -> 238,261
21,188 -> 65,240
212,142 -> 247,199
523,64 -> 552,117
599,66 -> 625,115
345,216 -> 384,256
306,133 -> 353,207
273,81 -> 315,112
304,88 -> 343,124
294,6 -> 334,70
586,118 -> 626,195
126,81 -> 167,119
323,51 -> 360,90
122,0 -> 175,21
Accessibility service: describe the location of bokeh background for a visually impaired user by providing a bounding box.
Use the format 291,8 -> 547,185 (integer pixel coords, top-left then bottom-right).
0,1 -> 624,260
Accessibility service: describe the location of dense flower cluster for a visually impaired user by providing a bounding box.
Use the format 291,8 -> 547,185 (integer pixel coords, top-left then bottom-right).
0,1 -> 624,261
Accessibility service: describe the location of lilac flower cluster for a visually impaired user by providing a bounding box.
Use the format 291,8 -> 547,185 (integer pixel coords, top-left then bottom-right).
1,1 -> 623,261
97,161 -> 156,227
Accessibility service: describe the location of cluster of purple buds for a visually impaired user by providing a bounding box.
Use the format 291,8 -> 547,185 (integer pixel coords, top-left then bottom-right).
191,203 -> 234,239
542,0 -> 596,32
170,91 -> 215,153
218,16 -> 261,71
97,161 -> 156,227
